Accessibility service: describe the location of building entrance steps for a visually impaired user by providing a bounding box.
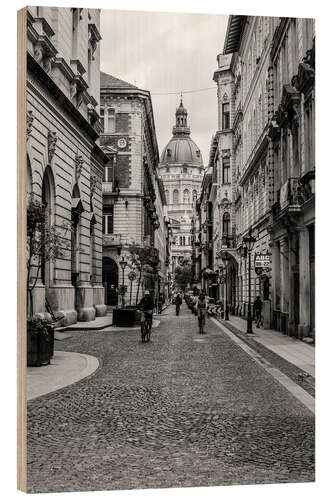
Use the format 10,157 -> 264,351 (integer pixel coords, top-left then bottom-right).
227,315 -> 315,377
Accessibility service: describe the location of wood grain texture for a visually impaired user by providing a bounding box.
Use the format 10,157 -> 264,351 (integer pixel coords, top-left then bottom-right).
17,6 -> 27,493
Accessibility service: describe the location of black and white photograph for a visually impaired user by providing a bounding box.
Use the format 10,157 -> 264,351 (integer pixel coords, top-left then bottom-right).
18,4 -> 315,495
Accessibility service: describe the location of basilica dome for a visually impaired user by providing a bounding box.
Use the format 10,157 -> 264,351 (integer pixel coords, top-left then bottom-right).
160,98 -> 203,167
161,136 -> 203,165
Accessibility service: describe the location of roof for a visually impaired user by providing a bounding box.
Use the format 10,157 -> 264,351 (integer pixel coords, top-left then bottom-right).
223,15 -> 247,54
100,71 -> 138,90
160,136 -> 203,166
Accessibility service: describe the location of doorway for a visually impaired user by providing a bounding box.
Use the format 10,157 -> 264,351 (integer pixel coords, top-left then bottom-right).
102,257 -> 119,306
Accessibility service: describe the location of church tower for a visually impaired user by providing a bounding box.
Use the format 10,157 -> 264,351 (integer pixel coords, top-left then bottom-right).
159,99 -> 204,272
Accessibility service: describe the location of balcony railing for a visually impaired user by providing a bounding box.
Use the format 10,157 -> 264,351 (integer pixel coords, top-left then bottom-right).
273,175 -> 315,218
102,182 -> 113,194
103,233 -> 122,247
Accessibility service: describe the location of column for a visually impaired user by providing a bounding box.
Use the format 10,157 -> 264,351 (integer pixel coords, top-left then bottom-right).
271,241 -> 280,329
298,228 -> 311,338
288,232 -> 298,336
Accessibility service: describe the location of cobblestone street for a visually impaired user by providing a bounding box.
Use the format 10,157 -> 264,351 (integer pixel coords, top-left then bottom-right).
27,306 -> 315,493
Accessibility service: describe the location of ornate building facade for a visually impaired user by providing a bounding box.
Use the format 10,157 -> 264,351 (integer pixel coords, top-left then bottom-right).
196,15 -> 315,338
100,72 -> 170,306
159,100 -> 204,272
27,6 -> 107,325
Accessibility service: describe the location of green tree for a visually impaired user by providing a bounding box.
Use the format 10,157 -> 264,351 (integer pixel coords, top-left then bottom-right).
174,263 -> 193,290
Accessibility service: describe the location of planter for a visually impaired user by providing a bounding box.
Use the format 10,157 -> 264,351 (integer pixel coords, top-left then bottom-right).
27,321 -> 52,367
113,308 -> 138,327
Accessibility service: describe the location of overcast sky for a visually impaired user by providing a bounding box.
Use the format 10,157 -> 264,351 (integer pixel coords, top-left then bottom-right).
100,10 -> 228,165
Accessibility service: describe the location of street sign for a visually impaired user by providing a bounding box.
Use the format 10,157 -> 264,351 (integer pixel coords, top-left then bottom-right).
254,254 -> 270,275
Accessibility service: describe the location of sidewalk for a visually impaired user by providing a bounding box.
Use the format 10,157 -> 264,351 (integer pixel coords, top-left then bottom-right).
27,351 -> 99,401
226,315 -> 315,377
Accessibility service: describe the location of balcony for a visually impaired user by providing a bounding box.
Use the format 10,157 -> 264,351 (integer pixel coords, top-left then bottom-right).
102,182 -> 113,194
220,234 -> 237,249
273,176 -> 315,219
103,233 -> 122,248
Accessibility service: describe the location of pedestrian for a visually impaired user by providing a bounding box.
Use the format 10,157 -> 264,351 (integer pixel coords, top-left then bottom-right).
253,296 -> 263,328
195,291 -> 208,333
175,293 -> 182,316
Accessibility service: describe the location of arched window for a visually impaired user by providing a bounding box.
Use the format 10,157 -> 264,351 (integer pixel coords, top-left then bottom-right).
106,108 -> 115,133
27,155 -> 32,197
183,189 -> 190,204
41,166 -> 56,287
192,190 -> 197,202
223,212 -> 231,235
71,183 -> 83,287
173,189 -> 179,204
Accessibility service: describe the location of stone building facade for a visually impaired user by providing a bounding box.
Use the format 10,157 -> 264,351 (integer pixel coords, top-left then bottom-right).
27,6 -> 107,325
100,72 -> 169,306
159,100 -> 204,272
197,15 -> 315,338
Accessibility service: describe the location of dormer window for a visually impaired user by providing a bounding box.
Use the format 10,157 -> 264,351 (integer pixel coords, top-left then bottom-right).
196,150 -> 200,158
167,148 -> 171,157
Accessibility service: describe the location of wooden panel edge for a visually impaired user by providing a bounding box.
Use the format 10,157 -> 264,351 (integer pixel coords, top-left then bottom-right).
17,6 -> 27,493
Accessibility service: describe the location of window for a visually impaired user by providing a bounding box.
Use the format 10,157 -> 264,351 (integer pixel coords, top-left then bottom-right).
102,206 -> 114,234
173,189 -> 179,204
106,108 -> 115,133
223,212 -> 230,235
196,150 -> 200,158
104,165 -> 113,182
166,166 -> 170,172
72,8 -> 79,59
183,189 -> 190,204
167,149 -> 171,158
183,167 -> 187,174
165,190 -> 169,204
222,103 -> 230,129
222,156 -> 230,184
192,190 -> 197,202
100,108 -> 105,132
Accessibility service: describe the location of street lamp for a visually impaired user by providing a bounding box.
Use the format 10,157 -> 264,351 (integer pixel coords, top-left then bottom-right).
243,228 -> 256,333
221,252 -> 231,321
119,255 -> 128,308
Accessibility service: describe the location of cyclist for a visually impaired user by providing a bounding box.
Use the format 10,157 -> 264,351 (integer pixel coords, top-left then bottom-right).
138,290 -> 154,336
195,291 -> 207,334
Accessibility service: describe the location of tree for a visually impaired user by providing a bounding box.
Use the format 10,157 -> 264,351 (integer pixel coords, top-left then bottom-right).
174,263 -> 193,290
128,243 -> 158,306
27,196 -> 71,317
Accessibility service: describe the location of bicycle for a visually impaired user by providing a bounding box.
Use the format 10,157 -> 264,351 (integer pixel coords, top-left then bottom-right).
198,309 -> 206,334
140,311 -> 152,342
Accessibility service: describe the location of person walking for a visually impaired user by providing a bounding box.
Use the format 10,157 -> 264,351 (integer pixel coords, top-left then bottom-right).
195,292 -> 208,334
175,293 -> 182,316
253,296 -> 263,328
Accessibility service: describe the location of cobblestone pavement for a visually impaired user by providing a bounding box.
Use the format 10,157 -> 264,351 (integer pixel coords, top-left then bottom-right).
27,305 -> 315,493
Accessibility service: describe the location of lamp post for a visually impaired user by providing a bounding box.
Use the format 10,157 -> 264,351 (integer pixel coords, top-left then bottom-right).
243,228 -> 256,333
221,252 -> 231,321
119,255 -> 128,308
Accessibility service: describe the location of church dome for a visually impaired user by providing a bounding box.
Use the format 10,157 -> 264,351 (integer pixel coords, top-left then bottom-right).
161,137 -> 203,165
160,98 -> 203,166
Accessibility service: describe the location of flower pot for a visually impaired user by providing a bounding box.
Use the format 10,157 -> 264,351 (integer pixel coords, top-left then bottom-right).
113,308 -> 137,327
27,320 -> 51,367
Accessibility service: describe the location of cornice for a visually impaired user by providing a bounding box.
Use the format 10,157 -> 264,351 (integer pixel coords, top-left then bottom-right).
27,52 -> 98,142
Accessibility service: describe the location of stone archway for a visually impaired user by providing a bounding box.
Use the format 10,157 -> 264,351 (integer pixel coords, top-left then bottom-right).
102,257 -> 119,306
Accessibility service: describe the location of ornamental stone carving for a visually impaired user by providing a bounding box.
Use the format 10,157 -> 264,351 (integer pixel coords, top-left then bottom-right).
47,130 -> 57,164
75,154 -> 84,182
27,111 -> 34,140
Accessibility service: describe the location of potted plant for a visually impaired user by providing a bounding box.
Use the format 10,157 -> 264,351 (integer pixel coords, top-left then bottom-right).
27,196 -> 70,366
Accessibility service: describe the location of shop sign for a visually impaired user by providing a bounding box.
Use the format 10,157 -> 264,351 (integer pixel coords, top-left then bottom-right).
254,253 -> 270,275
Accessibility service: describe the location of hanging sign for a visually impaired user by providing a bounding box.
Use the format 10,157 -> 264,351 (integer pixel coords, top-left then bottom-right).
254,254 -> 270,275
